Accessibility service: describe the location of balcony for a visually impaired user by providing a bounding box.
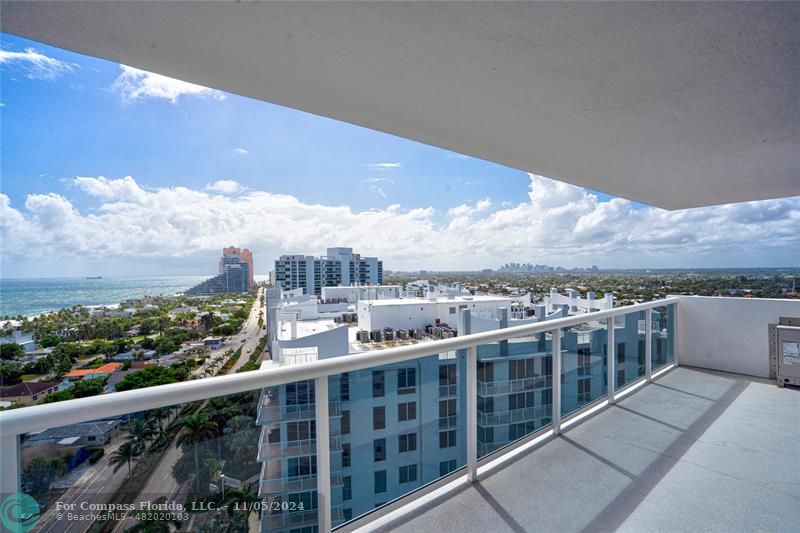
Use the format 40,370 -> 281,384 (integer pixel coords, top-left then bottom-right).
478,375 -> 553,396
377,367 -> 799,532
258,399 -> 341,424
261,505 -> 344,530
478,404 -> 551,427
1,296 -> 797,533
258,436 -> 342,461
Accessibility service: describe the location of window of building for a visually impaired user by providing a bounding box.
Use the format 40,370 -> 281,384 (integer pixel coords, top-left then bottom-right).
373,406 -> 386,430
343,476 -> 352,501
439,459 -> 457,476
509,421 -> 539,441
286,420 -> 315,442
288,455 -> 317,478
88,436 -> 96,442
288,491 -> 318,511
397,368 -> 416,394
372,370 -> 385,398
478,426 -> 494,444
439,398 -> 457,428
541,355 -> 552,377
343,508 -> 352,522
540,388 -> 552,406
617,342 -> 626,364
638,340 -> 645,365
374,470 -> 387,494
399,432 -> 417,452
509,358 -> 534,380
398,401 -> 416,421
439,363 -> 457,396
341,410 -> 350,435
340,373 -> 350,401
374,438 -> 386,462
342,443 -> 351,468
477,361 -> 494,382
399,464 -> 418,484
285,381 -> 315,406
578,378 -> 592,401
477,395 -> 494,413
617,369 -> 626,388
508,391 -> 535,410
439,429 -> 457,448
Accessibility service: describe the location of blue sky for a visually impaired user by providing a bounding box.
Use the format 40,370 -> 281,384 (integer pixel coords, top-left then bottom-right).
0,33 -> 547,215
1,33 -> 798,277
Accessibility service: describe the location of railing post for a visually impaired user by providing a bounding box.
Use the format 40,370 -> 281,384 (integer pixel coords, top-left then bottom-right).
645,309 -> 653,383
315,377 -> 331,533
552,328 -> 562,435
466,345 -> 478,482
0,433 -> 20,496
607,317 -> 616,405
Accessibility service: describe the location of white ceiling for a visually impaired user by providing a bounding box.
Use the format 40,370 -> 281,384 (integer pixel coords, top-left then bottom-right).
3,1 -> 799,209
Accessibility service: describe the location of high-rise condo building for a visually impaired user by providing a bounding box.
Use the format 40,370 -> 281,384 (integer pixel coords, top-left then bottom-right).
187,247 -> 253,295
274,247 -> 383,295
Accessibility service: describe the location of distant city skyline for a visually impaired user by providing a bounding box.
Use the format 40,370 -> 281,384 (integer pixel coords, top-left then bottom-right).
2,32 -> 799,278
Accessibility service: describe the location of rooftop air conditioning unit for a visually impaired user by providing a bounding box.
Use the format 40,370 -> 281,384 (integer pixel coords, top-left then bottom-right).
770,316 -> 800,387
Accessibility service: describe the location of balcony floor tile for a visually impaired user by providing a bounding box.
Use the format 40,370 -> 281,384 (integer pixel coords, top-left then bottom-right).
382,367 -> 800,532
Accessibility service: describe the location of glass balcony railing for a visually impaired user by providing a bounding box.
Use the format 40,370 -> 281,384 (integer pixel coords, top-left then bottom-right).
0,297 -> 679,533
477,375 -> 553,396
478,404 -> 551,427
258,400 -> 341,424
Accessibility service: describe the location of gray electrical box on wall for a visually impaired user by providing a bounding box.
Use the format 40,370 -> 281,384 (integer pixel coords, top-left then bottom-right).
770,316 -> 800,387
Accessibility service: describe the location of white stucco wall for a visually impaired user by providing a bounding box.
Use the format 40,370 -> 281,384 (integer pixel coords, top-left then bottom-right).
676,296 -> 800,378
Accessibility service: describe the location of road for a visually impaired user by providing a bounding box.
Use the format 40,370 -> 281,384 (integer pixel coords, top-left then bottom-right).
33,437 -> 131,533
34,289 -> 266,533
112,287 -> 265,532
190,286 -> 265,377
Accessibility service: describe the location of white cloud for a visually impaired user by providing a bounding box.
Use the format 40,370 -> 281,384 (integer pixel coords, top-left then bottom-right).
112,65 -> 226,104
476,199 -> 492,212
232,147 -> 249,155
362,177 -> 394,200
1,174 -> 798,273
0,47 -> 77,80
206,180 -> 246,195
365,163 -> 401,169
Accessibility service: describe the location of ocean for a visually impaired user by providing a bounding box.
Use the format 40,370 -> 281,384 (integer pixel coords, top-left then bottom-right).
0,276 -> 211,318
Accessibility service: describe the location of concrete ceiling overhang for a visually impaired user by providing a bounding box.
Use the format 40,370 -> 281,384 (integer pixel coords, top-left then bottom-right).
3,1 -> 799,209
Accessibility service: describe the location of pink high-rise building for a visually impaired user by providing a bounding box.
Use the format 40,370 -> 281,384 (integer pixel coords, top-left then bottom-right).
220,246 -> 254,289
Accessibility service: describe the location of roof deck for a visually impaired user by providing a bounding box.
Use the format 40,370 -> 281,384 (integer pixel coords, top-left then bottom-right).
380,367 -> 800,532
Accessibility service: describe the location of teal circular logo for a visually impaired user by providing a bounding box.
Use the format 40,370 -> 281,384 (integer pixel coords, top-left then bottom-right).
1,493 -> 40,533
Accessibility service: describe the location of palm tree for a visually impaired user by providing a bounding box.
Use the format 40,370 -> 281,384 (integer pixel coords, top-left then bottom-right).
206,399 -> 242,458
223,415 -> 257,459
176,413 -> 218,495
127,418 -> 155,453
109,441 -> 139,478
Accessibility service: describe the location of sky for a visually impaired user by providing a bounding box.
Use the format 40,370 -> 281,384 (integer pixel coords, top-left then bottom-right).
1,33 -> 799,278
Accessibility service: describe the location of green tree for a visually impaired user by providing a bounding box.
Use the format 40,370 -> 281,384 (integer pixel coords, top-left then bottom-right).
38,334 -> 62,348
0,361 -> 25,385
176,413 -> 218,495
109,441 -> 139,478
200,312 -> 217,333
22,457 -> 58,496
223,415 -> 258,459
0,343 -> 25,360
205,398 -> 242,458
127,418 -> 156,453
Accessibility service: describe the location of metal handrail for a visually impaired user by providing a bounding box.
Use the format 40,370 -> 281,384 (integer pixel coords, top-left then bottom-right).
0,297 -> 678,436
